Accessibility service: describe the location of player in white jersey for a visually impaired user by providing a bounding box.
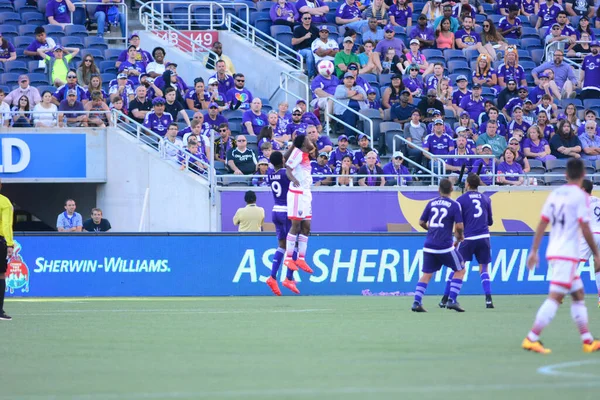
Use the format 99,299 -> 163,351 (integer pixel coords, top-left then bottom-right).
578,179 -> 600,307
283,134 -> 315,276
522,158 -> 600,354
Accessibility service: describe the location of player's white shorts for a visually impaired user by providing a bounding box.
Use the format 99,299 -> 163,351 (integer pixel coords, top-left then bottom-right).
287,189 -> 312,221
548,259 -> 583,294
578,233 -> 600,262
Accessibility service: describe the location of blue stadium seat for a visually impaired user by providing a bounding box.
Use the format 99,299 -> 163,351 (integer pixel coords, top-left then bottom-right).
0,85 -> 10,95
65,25 -> 89,38
28,72 -> 48,86
43,25 -> 66,38
5,61 -> 28,74
444,49 -> 467,62
488,15 -> 503,25
18,25 -> 36,37
249,11 -> 270,25
256,1 -> 272,12
36,85 -> 56,96
14,0 -> 37,13
0,3 -> 14,12
21,11 -> 45,25
60,36 -> 84,49
14,36 -> 32,49
28,60 -> 45,74
275,32 -> 293,47
192,6 -> 213,29
530,49 -> 544,64
81,49 -> 104,62
0,26 -> 18,40
521,26 -> 541,39
520,38 -> 543,50
482,3 -> 495,13
422,49 -> 443,59
520,60 -> 536,72
85,36 -> 108,50
583,99 -> 600,109
72,7 -> 87,25
37,0 -> 48,13
254,17 -> 272,34
99,60 -> 118,74
100,73 -> 116,86
104,48 -> 122,61
447,60 -> 469,73
270,25 -> 291,37
0,73 -> 20,86
379,73 -> 393,88
517,49 -> 532,61
0,12 -> 21,25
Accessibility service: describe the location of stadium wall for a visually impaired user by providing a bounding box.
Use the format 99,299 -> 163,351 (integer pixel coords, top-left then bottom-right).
96,128 -> 214,232
5,233 -> 595,297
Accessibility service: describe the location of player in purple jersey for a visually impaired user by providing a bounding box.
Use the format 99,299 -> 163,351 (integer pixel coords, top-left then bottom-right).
265,151 -> 300,295
440,174 -> 495,309
412,179 -> 466,312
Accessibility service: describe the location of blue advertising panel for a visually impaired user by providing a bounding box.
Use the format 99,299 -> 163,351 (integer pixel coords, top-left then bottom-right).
5,234 -> 597,297
0,134 -> 86,178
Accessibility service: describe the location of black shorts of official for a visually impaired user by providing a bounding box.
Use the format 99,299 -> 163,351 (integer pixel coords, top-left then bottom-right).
0,237 -> 7,274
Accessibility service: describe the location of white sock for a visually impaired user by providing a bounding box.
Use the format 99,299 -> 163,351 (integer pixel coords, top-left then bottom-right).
595,272 -> 600,299
527,298 -> 559,342
285,233 -> 297,258
571,300 -> 594,344
297,235 -> 308,259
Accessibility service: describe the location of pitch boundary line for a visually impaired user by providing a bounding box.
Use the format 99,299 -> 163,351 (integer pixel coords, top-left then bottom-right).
537,359 -> 600,378
18,308 -> 336,316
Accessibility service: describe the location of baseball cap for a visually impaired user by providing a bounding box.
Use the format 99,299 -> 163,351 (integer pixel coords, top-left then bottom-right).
551,22 -> 561,29
67,89 -> 77,96
338,134 -> 348,141
343,36 -> 354,43
165,62 -> 178,68
456,126 -> 468,134
318,151 -> 328,158
319,25 -> 329,32
524,99 -> 533,104
292,107 -> 303,113
400,89 -> 411,95
507,78 -> 516,84
460,111 -> 470,118
358,133 -> 369,140
391,73 -> 402,80
152,97 -> 166,105
18,74 -> 28,82
418,13 -> 427,20
347,62 -> 359,71
367,88 -> 377,94
53,45 -> 63,51
432,109 -> 442,116
518,85 -> 529,91
557,113 -> 567,120
384,24 -> 394,32
257,158 -> 269,165
209,102 -> 219,108
472,83 -> 482,89
207,77 -> 218,85
539,72 -> 549,79
591,40 -> 600,47
409,39 -> 420,45
434,118 -> 444,125
512,105 -> 523,112
296,99 -> 306,105
508,136 -> 519,143
129,32 -> 139,40
392,151 -> 404,158
343,71 -> 354,78
117,73 -> 128,79
456,75 -> 468,82
139,72 -> 149,79
481,144 -> 493,151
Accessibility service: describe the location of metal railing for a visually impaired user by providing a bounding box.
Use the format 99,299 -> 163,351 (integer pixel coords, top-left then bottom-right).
272,71 -> 310,107
392,134 -> 445,182
0,110 -> 115,128
324,97 -> 374,143
72,2 -> 129,41
225,13 -> 304,71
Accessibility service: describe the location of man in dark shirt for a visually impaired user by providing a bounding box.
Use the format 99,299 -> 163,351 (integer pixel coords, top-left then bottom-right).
292,12 -> 320,77
226,134 -> 258,175
391,90 -> 415,126
417,89 -> 445,123
82,208 -> 112,232
129,85 -> 152,124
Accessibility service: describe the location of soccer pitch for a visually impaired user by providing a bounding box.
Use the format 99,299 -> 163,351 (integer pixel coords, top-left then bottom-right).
2,296 -> 600,400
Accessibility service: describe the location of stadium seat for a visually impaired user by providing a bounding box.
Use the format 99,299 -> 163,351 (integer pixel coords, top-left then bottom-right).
14,36 -> 33,50
14,0 -> 37,13
28,72 -> 48,86
584,160 -> 595,175
545,159 -> 568,172
254,18 -> 272,35
21,11 -> 45,25
520,60 -> 536,71
447,60 -> 469,73
256,0 -> 272,12
517,49 -> 532,61
0,73 -> 20,86
82,49 -> 105,62
530,49 -> 545,64
379,73 -> 393,88
84,36 -> 109,51
43,25 -> 66,38
381,122 -> 405,153
0,85 -> 10,95
358,73 -> 378,88
104,48 -> 122,62
422,49 -> 443,59
528,159 -> 546,175
520,38 -> 543,50
270,25 -> 291,37
99,61 -> 118,74
249,11 -> 269,26
583,99 -> 600,109
72,7 -> 87,25
0,26 -> 18,40
0,12 -> 22,25
275,32 -> 293,48
18,25 -> 36,37
444,49 -> 466,62
61,36 -> 85,49
27,60 -> 45,74
5,61 -> 28,74
544,175 -> 567,186
37,0 -> 48,13
100,73 -> 115,85
359,108 -> 382,143
65,25 -> 89,38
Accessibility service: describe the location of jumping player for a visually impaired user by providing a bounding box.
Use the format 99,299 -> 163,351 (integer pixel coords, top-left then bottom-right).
283,134 -> 315,285
522,159 -> 600,354
578,179 -> 600,308
440,173 -> 495,309
412,178 -> 466,313
265,151 -> 300,295
0,179 -> 14,320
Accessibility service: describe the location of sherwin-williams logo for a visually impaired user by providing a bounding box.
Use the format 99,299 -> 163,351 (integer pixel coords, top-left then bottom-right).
6,240 -> 29,294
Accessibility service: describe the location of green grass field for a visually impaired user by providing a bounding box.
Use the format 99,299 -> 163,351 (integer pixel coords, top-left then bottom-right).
2,295 -> 600,400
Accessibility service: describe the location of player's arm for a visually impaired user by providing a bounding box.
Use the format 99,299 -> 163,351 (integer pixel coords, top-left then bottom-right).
285,165 -> 300,187
419,219 -> 428,230
487,198 -> 493,227
580,219 -> 600,260
454,222 -> 464,243
1,202 -> 14,255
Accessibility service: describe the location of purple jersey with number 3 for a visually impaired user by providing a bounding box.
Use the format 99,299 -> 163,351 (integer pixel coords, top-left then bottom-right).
268,168 -> 292,240
420,196 -> 463,251
456,191 -> 493,239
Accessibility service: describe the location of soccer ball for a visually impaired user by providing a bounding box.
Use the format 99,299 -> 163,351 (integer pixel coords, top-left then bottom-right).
318,60 -> 334,77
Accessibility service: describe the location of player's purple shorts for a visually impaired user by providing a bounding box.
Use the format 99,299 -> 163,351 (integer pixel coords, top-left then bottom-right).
422,249 -> 464,273
272,211 -> 291,240
458,238 -> 491,265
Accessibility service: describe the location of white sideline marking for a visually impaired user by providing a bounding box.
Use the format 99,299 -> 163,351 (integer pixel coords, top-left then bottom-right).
19,308 -> 335,316
537,359 -> 600,378
5,381 -> 600,399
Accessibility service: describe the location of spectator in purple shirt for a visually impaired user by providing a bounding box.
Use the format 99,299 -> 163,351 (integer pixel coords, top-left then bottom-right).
522,125 -> 555,163
226,73 -> 253,111
409,14 -> 436,49
47,0 -> 75,29
535,0 -> 562,29
0,34 -> 16,63
336,0 -> 369,32
24,27 -> 57,60
118,45 -> 147,86
95,0 -> 126,38
455,16 -> 492,58
58,89 -> 87,127
459,84 -> 486,122
307,124 -> 333,153
286,107 -> 309,138
358,151 -> 385,186
210,60 -> 235,97
143,97 -> 174,137
204,102 -> 228,132
296,99 -> 322,133
311,151 -> 333,186
499,5 -> 523,39
116,33 -> 153,69
423,118 -> 455,160
242,98 -> 268,136
295,0 -> 329,25
328,134 -> 353,171
470,144 -> 495,186
52,72 -> 87,105
497,147 -> 524,186
310,67 -> 339,115
270,0 -> 299,28
445,135 -> 473,179
382,151 -> 413,185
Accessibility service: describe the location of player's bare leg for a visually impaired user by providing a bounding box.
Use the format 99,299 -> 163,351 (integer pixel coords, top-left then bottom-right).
0,272 -> 10,321
294,220 -> 313,274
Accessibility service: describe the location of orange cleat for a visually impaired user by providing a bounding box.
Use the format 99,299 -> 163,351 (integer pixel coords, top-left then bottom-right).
282,278 -> 300,294
284,258 -> 298,271
266,276 -> 281,296
295,258 -> 313,274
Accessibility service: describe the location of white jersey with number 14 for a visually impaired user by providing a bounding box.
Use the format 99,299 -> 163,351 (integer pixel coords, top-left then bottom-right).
541,184 -> 590,262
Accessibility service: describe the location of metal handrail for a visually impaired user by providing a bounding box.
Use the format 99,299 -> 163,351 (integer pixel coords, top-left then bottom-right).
2,110 -> 115,128
325,97 -> 374,143
274,71 -> 310,107
392,134 -> 444,181
225,13 -> 304,71
71,2 -> 128,41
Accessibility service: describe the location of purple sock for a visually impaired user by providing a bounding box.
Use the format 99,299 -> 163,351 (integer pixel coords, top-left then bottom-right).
448,278 -> 463,302
414,282 -> 427,304
443,271 -> 455,297
480,265 -> 491,296
270,248 -> 285,279
292,247 -> 298,261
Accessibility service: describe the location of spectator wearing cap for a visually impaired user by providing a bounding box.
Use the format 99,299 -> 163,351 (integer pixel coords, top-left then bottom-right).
577,109 -> 600,135
579,41 -> 600,99
409,14 -> 436,49
476,120 -> 507,158
52,71 -> 87,105
312,26 -> 339,66
336,0 -> 369,31
375,24 -> 408,56
455,126 -> 477,152
310,60 -> 339,116
214,123 -> 236,162
499,5 -> 523,39
542,21 -> 572,54
311,152 -> 333,186
508,106 -> 531,136
109,72 -> 135,108
532,49 -> 578,99
353,133 -> 379,168
389,0 -> 412,29
295,99 -> 321,132
292,12 -> 319,77
334,37 -> 361,78
433,5 -> 459,32
206,77 -> 226,109
129,85 -> 153,124
362,17 -> 385,43
328,134 -> 353,171
497,78 -> 519,112
426,109 -> 453,137
450,75 -> 470,115
226,73 -> 253,111
0,33 -> 16,63
227,135 -> 258,175
145,47 -> 167,79
346,62 -> 373,95
522,125 -> 555,162
116,33 -> 153,69
58,89 -> 87,127
445,135 -> 474,182
391,89 -> 415,126
423,118 -> 454,163
46,0 -> 75,29
404,39 -> 434,76
3,75 -> 41,107
535,0 -> 562,29
204,102 -> 228,132
507,134 -> 531,171
502,85 -> 529,119
383,151 -> 412,185
158,122 -> 184,163
334,72 -> 367,139
403,64 -> 425,98
307,124 -> 333,153
185,78 -> 210,112
458,84 -> 485,122
143,97 -> 173,136
522,99 -> 537,125
38,45 -> 80,87
24,27 -> 57,60
382,74 -> 406,110
366,88 -> 382,116
209,60 -> 235,97
118,45 -> 147,86
403,109 -> 427,165
286,106 -> 309,138
416,89 -> 444,123
251,158 -> 272,187
242,98 -> 268,136
232,191 -> 264,232
358,151 -> 385,187
205,41 -> 236,74
544,11 -> 577,38
270,0 -> 299,28
94,0 -> 127,38
295,0 -> 329,25
470,144 -> 495,186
